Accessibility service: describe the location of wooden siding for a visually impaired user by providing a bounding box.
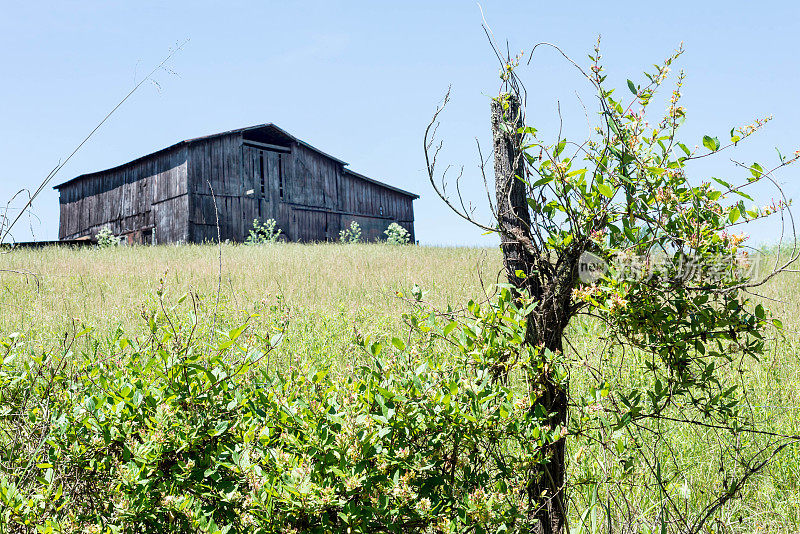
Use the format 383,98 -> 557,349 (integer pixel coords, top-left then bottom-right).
58,146 -> 188,244
185,133 -> 415,243
339,171 -> 415,242
187,133 -> 250,243
58,125 -> 416,245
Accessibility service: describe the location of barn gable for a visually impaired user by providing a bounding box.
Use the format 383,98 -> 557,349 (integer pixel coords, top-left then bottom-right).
55,124 -> 418,244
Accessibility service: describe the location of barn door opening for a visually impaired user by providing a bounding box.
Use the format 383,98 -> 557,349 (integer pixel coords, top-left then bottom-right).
243,142 -> 290,228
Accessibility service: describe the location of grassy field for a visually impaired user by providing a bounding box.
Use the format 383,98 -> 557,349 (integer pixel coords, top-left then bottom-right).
0,243 -> 501,377
1,243 -> 799,531
0,243 -> 499,337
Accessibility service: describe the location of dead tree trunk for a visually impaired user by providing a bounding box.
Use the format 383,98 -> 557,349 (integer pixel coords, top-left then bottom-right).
491,94 -> 568,534
491,95 -> 534,288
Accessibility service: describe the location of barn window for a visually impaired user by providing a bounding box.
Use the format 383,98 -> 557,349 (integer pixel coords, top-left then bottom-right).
278,154 -> 284,200
259,152 -> 265,196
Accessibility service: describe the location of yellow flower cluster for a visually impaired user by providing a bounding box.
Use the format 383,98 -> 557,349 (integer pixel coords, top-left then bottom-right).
721,230 -> 748,247
608,293 -> 628,313
655,187 -> 674,203
736,116 -> 772,138
572,284 -> 599,301
416,496 -> 433,515
655,66 -> 671,83
391,472 -> 416,502
762,199 -> 789,216
590,229 -> 606,242
728,233 -> 748,247
345,475 -> 361,492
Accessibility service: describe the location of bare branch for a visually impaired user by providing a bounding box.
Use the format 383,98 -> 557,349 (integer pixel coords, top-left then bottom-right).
1,39 -> 189,244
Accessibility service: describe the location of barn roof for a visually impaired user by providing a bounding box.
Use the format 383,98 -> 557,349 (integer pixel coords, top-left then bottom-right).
53,123 -> 419,199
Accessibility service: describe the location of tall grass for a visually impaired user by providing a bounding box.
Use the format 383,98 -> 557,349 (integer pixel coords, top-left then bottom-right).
0,244 -> 799,530
0,243 -> 499,335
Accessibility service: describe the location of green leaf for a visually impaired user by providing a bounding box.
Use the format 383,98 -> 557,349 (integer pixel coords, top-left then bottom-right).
443,321 -> 458,336
554,139 -> 567,157
391,337 -> 405,352
627,79 -> 637,95
773,318 -> 784,329
711,177 -> 731,189
369,342 -> 382,358
597,184 -> 614,199
269,332 -> 284,348
728,208 -> 740,224
76,327 -> 94,338
702,135 -> 721,152
228,324 -> 247,341
606,113 -> 620,135
755,304 -> 766,320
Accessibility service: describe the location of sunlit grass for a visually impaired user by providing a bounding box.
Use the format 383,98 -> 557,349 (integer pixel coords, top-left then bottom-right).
1,243 -> 798,530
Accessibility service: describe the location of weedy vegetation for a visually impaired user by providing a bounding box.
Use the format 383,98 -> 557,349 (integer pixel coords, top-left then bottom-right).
421,35 -> 800,533
0,244 -> 798,533
339,221 -> 363,244
385,223 -> 412,246
95,226 -> 122,249
1,36 -> 800,534
245,219 -> 282,246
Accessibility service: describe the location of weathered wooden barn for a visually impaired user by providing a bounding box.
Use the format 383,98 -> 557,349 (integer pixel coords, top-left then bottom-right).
55,124 -> 418,244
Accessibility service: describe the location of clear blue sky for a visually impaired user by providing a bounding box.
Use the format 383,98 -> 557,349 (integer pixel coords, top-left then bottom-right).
2,1 -> 798,246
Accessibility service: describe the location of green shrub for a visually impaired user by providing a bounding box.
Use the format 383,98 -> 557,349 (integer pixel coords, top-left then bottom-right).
245,219 -> 281,245
0,286 -> 548,533
384,222 -> 411,245
339,221 -> 361,244
96,225 -> 121,248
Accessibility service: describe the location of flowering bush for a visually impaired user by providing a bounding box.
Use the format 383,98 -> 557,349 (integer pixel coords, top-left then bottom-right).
96,225 -> 121,248
385,222 -> 411,245
0,286 -> 553,533
425,38 -> 798,530
339,221 -> 362,244
245,218 -> 281,245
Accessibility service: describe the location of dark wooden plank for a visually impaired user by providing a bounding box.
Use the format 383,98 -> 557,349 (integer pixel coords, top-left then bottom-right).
56,129 -> 416,244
